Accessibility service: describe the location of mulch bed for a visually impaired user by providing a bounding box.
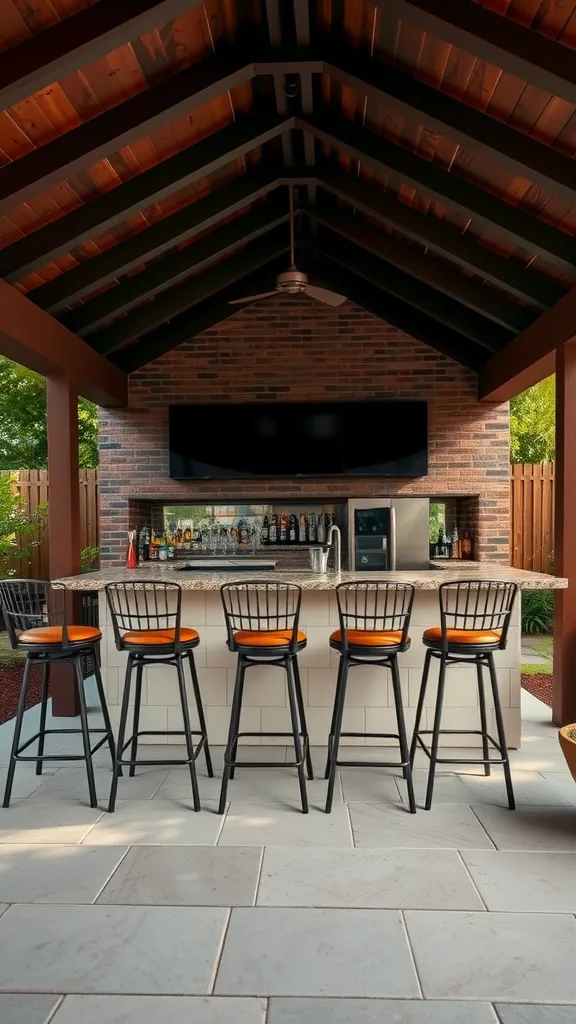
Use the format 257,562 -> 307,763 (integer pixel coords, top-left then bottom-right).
522,673 -> 553,709
0,663 -> 44,725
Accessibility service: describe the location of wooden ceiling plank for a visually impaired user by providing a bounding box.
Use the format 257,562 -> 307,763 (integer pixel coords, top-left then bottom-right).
0,1 -> 207,111
0,113 -> 294,279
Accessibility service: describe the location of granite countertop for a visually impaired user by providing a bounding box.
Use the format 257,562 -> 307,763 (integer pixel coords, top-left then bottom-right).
55,562 -> 567,591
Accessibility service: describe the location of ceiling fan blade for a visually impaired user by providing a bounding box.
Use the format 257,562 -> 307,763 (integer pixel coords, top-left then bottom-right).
305,284 -> 347,307
228,291 -> 277,305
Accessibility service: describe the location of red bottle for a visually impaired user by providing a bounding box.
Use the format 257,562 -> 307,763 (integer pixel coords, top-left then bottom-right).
126,530 -> 138,569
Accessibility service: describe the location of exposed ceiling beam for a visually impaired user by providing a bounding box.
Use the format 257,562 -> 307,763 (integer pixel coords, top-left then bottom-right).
30,169 -> 286,313
375,0 -> 576,107
297,112 -> 576,272
316,169 -> 562,311
62,200 -> 292,336
311,250 -> 486,371
0,115 -> 294,280
0,280 -> 126,406
90,225 -> 291,355
317,228 -> 511,352
478,287 -> 576,402
309,203 -> 534,334
0,1 -> 205,110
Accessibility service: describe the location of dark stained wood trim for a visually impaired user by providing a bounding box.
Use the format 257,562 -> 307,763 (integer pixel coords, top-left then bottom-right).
309,203 -> 534,333
62,201 -> 292,336
553,341 -> 576,725
90,226 -> 291,355
478,286 -> 576,401
0,1 -> 205,110
0,280 -> 126,407
317,227 -> 512,352
31,170 -> 283,313
377,0 -> 576,106
0,116 -> 295,280
298,112 -> 576,272
316,170 -> 563,311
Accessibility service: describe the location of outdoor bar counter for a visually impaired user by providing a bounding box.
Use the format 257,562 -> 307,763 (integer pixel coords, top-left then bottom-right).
56,563 -> 567,749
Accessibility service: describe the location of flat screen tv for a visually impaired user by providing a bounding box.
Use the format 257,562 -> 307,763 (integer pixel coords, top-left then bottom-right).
169,400 -> 428,479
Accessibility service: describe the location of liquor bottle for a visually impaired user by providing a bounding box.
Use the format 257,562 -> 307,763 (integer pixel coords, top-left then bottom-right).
289,514 -> 297,543
261,515 -> 270,545
451,526 -> 460,559
308,512 -> 317,543
183,525 -> 192,551
299,513 -> 307,543
175,524 -> 183,549
149,533 -> 158,560
279,512 -> 288,543
437,527 -> 444,558
239,519 -> 249,546
442,530 -> 451,559
167,532 -> 175,560
317,513 -> 326,545
462,532 -> 473,559
269,513 -> 278,544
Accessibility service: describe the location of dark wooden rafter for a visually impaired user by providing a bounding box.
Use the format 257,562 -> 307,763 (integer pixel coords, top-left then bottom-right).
90,224 -> 292,355
0,1 -> 206,110
317,227 -> 512,352
309,203 -> 535,333
376,0 -> 576,107
0,116 -> 294,281
62,200 -> 292,336
317,170 -> 563,312
309,250 -> 487,371
266,0 -> 293,165
297,112 -> 576,272
293,1 -> 316,207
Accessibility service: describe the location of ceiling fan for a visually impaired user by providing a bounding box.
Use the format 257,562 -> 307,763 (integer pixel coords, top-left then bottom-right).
229,185 -> 347,308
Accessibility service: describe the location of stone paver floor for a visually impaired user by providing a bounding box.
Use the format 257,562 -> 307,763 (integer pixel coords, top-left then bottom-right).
0,689 -> 574,1023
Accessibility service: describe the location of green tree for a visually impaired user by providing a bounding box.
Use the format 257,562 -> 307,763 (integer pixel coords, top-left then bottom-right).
0,357 -> 98,469
0,474 -> 47,578
510,376 -> 555,464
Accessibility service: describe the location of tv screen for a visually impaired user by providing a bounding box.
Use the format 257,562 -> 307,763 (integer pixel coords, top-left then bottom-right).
169,401 -> 428,479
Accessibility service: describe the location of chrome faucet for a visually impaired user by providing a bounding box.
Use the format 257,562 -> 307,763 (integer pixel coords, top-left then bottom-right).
327,523 -> 342,574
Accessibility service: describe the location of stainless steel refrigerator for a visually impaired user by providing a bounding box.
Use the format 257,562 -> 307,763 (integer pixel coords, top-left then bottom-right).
347,498 -> 430,571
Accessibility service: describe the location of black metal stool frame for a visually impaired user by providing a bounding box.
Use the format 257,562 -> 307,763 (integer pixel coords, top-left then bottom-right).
325,580 -> 416,814
219,580 -> 313,815
0,579 -> 115,809
410,579 -> 519,811
106,581 -> 213,813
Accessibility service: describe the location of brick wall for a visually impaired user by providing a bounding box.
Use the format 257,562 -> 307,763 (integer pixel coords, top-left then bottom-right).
99,295 -> 510,564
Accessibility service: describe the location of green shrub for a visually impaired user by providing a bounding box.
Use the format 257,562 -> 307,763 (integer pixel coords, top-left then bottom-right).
521,589 -> 554,635
0,474 -> 47,579
81,546 -> 100,571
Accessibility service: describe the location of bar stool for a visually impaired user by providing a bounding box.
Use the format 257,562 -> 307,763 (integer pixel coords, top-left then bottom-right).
219,580 -> 313,815
106,581 -> 212,813
410,579 -> 519,810
325,580 -> 416,814
0,579 -> 115,809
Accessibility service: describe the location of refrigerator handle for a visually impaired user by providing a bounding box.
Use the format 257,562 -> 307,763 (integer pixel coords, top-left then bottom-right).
389,506 -> 397,571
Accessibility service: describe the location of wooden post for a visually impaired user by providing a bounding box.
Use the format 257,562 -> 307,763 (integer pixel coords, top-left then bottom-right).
46,374 -> 81,717
553,341 -> 576,725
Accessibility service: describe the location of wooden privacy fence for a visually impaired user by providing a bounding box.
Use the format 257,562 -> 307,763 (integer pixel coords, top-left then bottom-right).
1,469 -> 98,578
510,463 -> 555,572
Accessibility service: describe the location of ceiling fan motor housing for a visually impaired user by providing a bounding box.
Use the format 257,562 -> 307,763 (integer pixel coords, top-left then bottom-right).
276,269 -> 309,294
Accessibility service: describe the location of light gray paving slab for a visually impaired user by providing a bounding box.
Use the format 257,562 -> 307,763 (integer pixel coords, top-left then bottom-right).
408,770 -> 569,808
83,799 -> 223,846
463,850 -> 576,912
335,770 -> 402,804
0,801 -> 103,843
0,767 -> 58,799
472,805 -> 576,851
405,910 -> 576,1002
0,904 -> 227,994
0,845 -> 128,904
495,1006 -> 576,1023
97,845 -> 261,906
349,802 -> 494,849
537,773 -> 576,807
214,907 -> 419,997
51,995 -> 266,1024
0,994 -> 61,1024
218,803 -> 352,847
36,766 -> 170,801
267,998 -> 498,1023
157,770 -> 343,807
258,847 -> 484,910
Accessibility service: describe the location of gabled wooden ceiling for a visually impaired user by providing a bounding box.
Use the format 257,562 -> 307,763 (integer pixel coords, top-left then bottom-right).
1,0 -> 576,374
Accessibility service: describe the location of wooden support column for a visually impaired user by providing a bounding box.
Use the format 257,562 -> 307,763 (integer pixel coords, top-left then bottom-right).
47,374 -> 81,717
553,341 -> 576,726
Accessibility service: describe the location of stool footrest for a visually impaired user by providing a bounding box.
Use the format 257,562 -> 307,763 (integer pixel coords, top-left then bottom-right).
224,731 -> 309,771
415,730 -> 506,764
118,730 -> 207,768
335,758 -> 409,769
15,728 -> 111,762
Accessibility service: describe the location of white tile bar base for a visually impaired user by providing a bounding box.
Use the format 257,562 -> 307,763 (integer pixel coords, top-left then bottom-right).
98,590 -> 522,749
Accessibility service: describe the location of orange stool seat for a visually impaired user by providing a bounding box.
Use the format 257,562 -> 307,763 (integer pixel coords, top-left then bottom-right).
121,627 -> 199,646
233,629 -> 306,647
18,625 -> 101,645
423,627 -> 502,646
330,628 -> 407,647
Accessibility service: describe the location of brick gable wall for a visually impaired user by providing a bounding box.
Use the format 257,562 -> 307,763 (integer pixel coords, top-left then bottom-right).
98,295 -> 509,564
